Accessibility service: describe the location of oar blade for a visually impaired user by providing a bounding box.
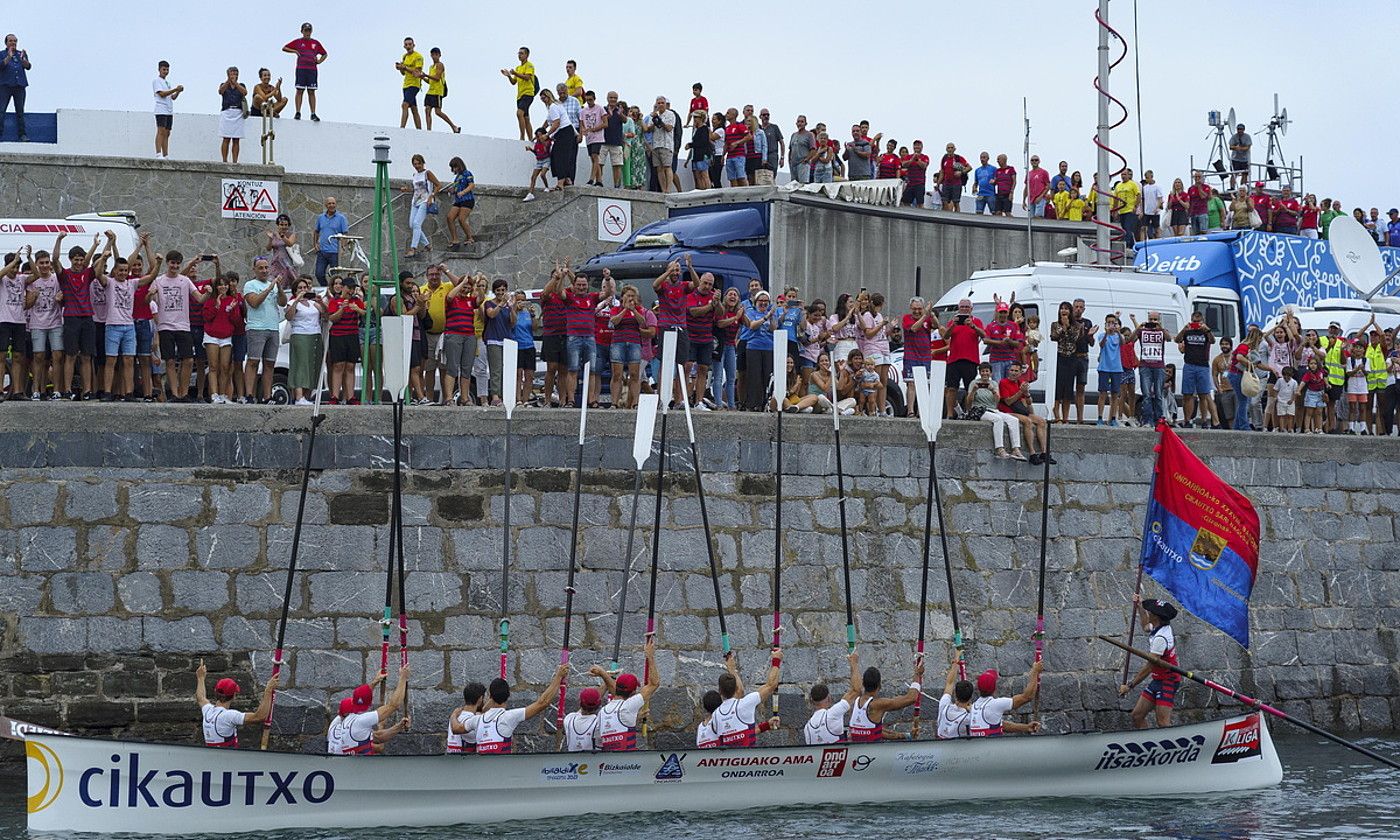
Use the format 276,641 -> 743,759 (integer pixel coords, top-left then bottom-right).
502,338 -> 519,419
658,331 -> 678,411
914,362 -> 946,441
677,371 -> 697,443
772,338 -> 788,410
633,394 -> 659,468
578,362 -> 591,444
381,315 -> 414,404
830,361 -> 841,430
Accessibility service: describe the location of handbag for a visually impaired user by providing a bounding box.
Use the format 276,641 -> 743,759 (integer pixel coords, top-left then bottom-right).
1240,368 -> 1263,398
287,243 -> 305,269
1248,209 -> 1263,229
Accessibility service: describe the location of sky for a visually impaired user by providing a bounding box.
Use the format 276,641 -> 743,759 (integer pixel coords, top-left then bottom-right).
6,0 -> 1395,209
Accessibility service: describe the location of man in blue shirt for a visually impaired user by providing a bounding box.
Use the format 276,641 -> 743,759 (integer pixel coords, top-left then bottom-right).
973,152 -> 997,215
0,34 -> 32,142
1388,209 -> 1400,247
1049,160 -> 1072,197
313,196 -> 349,286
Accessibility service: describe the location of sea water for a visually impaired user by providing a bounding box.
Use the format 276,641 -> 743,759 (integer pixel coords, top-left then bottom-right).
2,734 -> 1396,839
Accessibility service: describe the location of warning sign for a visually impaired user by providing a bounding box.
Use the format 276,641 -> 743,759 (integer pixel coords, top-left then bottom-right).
221,179 -> 280,221
597,198 -> 632,243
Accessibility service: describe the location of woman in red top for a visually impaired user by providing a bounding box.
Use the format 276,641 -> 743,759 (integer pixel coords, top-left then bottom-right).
1299,194 -> 1321,239
606,284 -> 649,409
1118,322 -> 1139,424
200,273 -> 241,404
713,288 -> 743,410
326,275 -> 367,405
1166,178 -> 1189,236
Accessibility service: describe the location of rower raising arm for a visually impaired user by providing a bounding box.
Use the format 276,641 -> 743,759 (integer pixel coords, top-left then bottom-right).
476,663 -> 568,755
593,638 -> 660,751
969,662 -> 1043,737
447,682 -> 487,754
343,666 -> 412,755
194,658 -> 279,748
712,649 -> 782,747
804,653 -> 861,745
848,653 -> 924,742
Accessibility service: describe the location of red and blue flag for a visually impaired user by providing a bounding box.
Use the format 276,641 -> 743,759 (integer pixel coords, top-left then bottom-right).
1140,423 -> 1261,647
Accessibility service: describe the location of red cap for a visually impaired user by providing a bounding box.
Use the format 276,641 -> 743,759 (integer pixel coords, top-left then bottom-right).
1254,181 -> 1264,188
214,678 -> 240,697
338,697 -> 354,716
975,669 -> 999,695
995,302 -> 1010,312
579,688 -> 602,710
615,673 -> 640,694
351,684 -> 374,710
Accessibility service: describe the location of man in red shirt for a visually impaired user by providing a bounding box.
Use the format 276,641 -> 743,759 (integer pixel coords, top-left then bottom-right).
723,108 -> 751,187
561,270 -> 610,407
685,272 -> 720,408
1186,171 -> 1213,235
982,300 -> 1024,381
282,22 -> 328,121
53,232 -> 99,401
928,298 -> 986,419
993,154 -> 1017,217
997,361 -> 1051,465
901,296 -> 934,417
540,265 -> 570,407
1250,183 -> 1273,232
876,139 -> 901,180
938,143 -> 971,212
902,140 -> 930,208
688,83 -> 708,117
1270,185 -> 1301,235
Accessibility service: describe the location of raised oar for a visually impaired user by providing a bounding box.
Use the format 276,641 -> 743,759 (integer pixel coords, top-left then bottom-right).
831,370 -> 854,654
609,393 -> 660,671
644,333 -> 678,678
1100,635 -> 1400,772
260,359 -> 329,750
770,338 -> 788,718
1032,384 -> 1053,722
677,374 -> 730,659
556,362 -> 591,738
393,398 -> 409,718
378,429 -> 397,704
499,339 -> 518,681
910,363 -> 951,738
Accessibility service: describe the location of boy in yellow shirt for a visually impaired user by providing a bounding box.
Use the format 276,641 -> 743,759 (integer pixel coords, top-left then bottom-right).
395,37 -> 424,129
1055,187 -> 1088,222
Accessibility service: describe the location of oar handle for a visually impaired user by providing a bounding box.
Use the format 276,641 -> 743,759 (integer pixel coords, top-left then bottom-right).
498,619 -> 509,681
258,655 -> 284,751
556,651 -> 571,734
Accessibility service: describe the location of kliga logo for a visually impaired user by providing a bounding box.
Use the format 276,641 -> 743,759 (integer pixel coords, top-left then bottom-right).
654,753 -> 685,783
27,740 -> 63,814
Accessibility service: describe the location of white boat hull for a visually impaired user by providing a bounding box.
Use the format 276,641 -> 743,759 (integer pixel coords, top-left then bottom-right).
26,714 -> 1282,835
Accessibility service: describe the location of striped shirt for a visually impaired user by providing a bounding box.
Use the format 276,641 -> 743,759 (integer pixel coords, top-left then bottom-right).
685,290 -> 717,343
444,293 -> 476,335
328,295 -> 363,337
564,291 -> 598,336
541,292 -> 567,336
902,314 -> 933,363
609,305 -> 644,345
655,279 -> 691,332
58,268 -> 95,317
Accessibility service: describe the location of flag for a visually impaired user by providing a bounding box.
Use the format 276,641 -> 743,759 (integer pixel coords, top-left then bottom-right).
1139,423 -> 1261,647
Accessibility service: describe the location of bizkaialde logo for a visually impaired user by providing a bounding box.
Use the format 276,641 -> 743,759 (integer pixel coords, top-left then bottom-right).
26,741 -> 63,814
539,762 -> 589,781
1211,715 -> 1263,764
71,753 -> 334,808
1095,735 -> 1206,771
817,748 -> 848,778
655,753 -> 685,783
595,761 -> 642,777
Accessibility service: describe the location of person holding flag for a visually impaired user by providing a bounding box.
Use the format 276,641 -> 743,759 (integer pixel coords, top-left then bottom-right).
1119,598 -> 1181,729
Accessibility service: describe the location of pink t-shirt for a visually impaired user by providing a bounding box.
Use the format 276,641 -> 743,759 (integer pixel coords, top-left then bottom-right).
90,275 -> 109,323
26,274 -> 63,331
0,274 -> 27,324
856,311 -> 890,359
639,308 -> 659,362
103,277 -> 140,327
151,274 -> 199,332
1027,167 -> 1050,202
579,104 -> 606,145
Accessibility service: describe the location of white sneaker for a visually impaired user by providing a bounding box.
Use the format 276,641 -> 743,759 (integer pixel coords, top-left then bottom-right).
295,398 -> 313,406
211,394 -> 225,404
695,402 -> 711,411
522,192 -> 536,202
841,407 -> 856,416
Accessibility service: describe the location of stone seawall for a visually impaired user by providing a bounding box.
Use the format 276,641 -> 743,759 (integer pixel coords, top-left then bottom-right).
1,406 -> 1396,759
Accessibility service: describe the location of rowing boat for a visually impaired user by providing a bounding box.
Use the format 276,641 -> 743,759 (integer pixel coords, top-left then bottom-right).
26,714 -> 1280,834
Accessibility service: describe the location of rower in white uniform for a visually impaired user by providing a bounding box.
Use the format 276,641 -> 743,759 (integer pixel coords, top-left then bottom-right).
327,697 -> 353,754
342,665 -> 411,755
562,687 -> 602,752
592,638 -> 660,751
696,690 -> 723,749
935,661 -> 974,739
194,658 -> 278,749
847,653 -> 923,743
804,653 -> 861,745
712,648 -> 782,747
447,682 -> 487,754
476,663 -> 568,755
969,661 -> 1042,737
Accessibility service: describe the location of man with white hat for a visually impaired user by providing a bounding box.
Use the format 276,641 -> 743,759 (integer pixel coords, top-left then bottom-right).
194,658 -> 279,748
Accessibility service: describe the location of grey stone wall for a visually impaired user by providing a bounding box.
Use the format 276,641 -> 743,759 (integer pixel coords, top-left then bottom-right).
1,153 -> 666,287
0,406 -> 1396,758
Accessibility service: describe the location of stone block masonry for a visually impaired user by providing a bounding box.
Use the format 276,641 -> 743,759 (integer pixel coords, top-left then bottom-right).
0,404 -> 1396,758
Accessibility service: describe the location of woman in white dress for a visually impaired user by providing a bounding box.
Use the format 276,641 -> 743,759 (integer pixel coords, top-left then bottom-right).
217,67 -> 247,163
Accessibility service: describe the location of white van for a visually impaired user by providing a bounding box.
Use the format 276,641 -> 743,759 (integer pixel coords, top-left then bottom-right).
932,263 -> 1199,418
0,212 -> 142,263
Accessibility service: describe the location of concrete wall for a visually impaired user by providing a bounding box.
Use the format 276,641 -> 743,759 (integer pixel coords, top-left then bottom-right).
0,406 -> 1395,759
0,152 -> 667,286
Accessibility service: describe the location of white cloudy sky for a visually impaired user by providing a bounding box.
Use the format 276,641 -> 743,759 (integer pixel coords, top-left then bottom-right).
7,1 -> 1393,209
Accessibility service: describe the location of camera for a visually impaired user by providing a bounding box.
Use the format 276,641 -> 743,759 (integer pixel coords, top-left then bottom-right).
957,314 -> 968,324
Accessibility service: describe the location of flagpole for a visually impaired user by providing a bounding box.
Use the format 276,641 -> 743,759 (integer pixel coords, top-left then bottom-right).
1101,636 -> 1400,772
1121,419 -> 1166,689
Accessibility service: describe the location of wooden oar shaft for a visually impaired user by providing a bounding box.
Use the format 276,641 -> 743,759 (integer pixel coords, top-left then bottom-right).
1100,635 -> 1400,771
833,420 -> 854,653
260,411 -> 325,750
610,468 -> 644,668
1032,420 -> 1052,720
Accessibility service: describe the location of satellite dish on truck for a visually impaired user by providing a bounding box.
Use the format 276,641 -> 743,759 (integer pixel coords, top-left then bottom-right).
1328,214 -> 1398,300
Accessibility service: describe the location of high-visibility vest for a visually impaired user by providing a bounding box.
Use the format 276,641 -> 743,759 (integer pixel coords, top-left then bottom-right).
1367,343 -> 1388,390
1323,337 -> 1347,386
